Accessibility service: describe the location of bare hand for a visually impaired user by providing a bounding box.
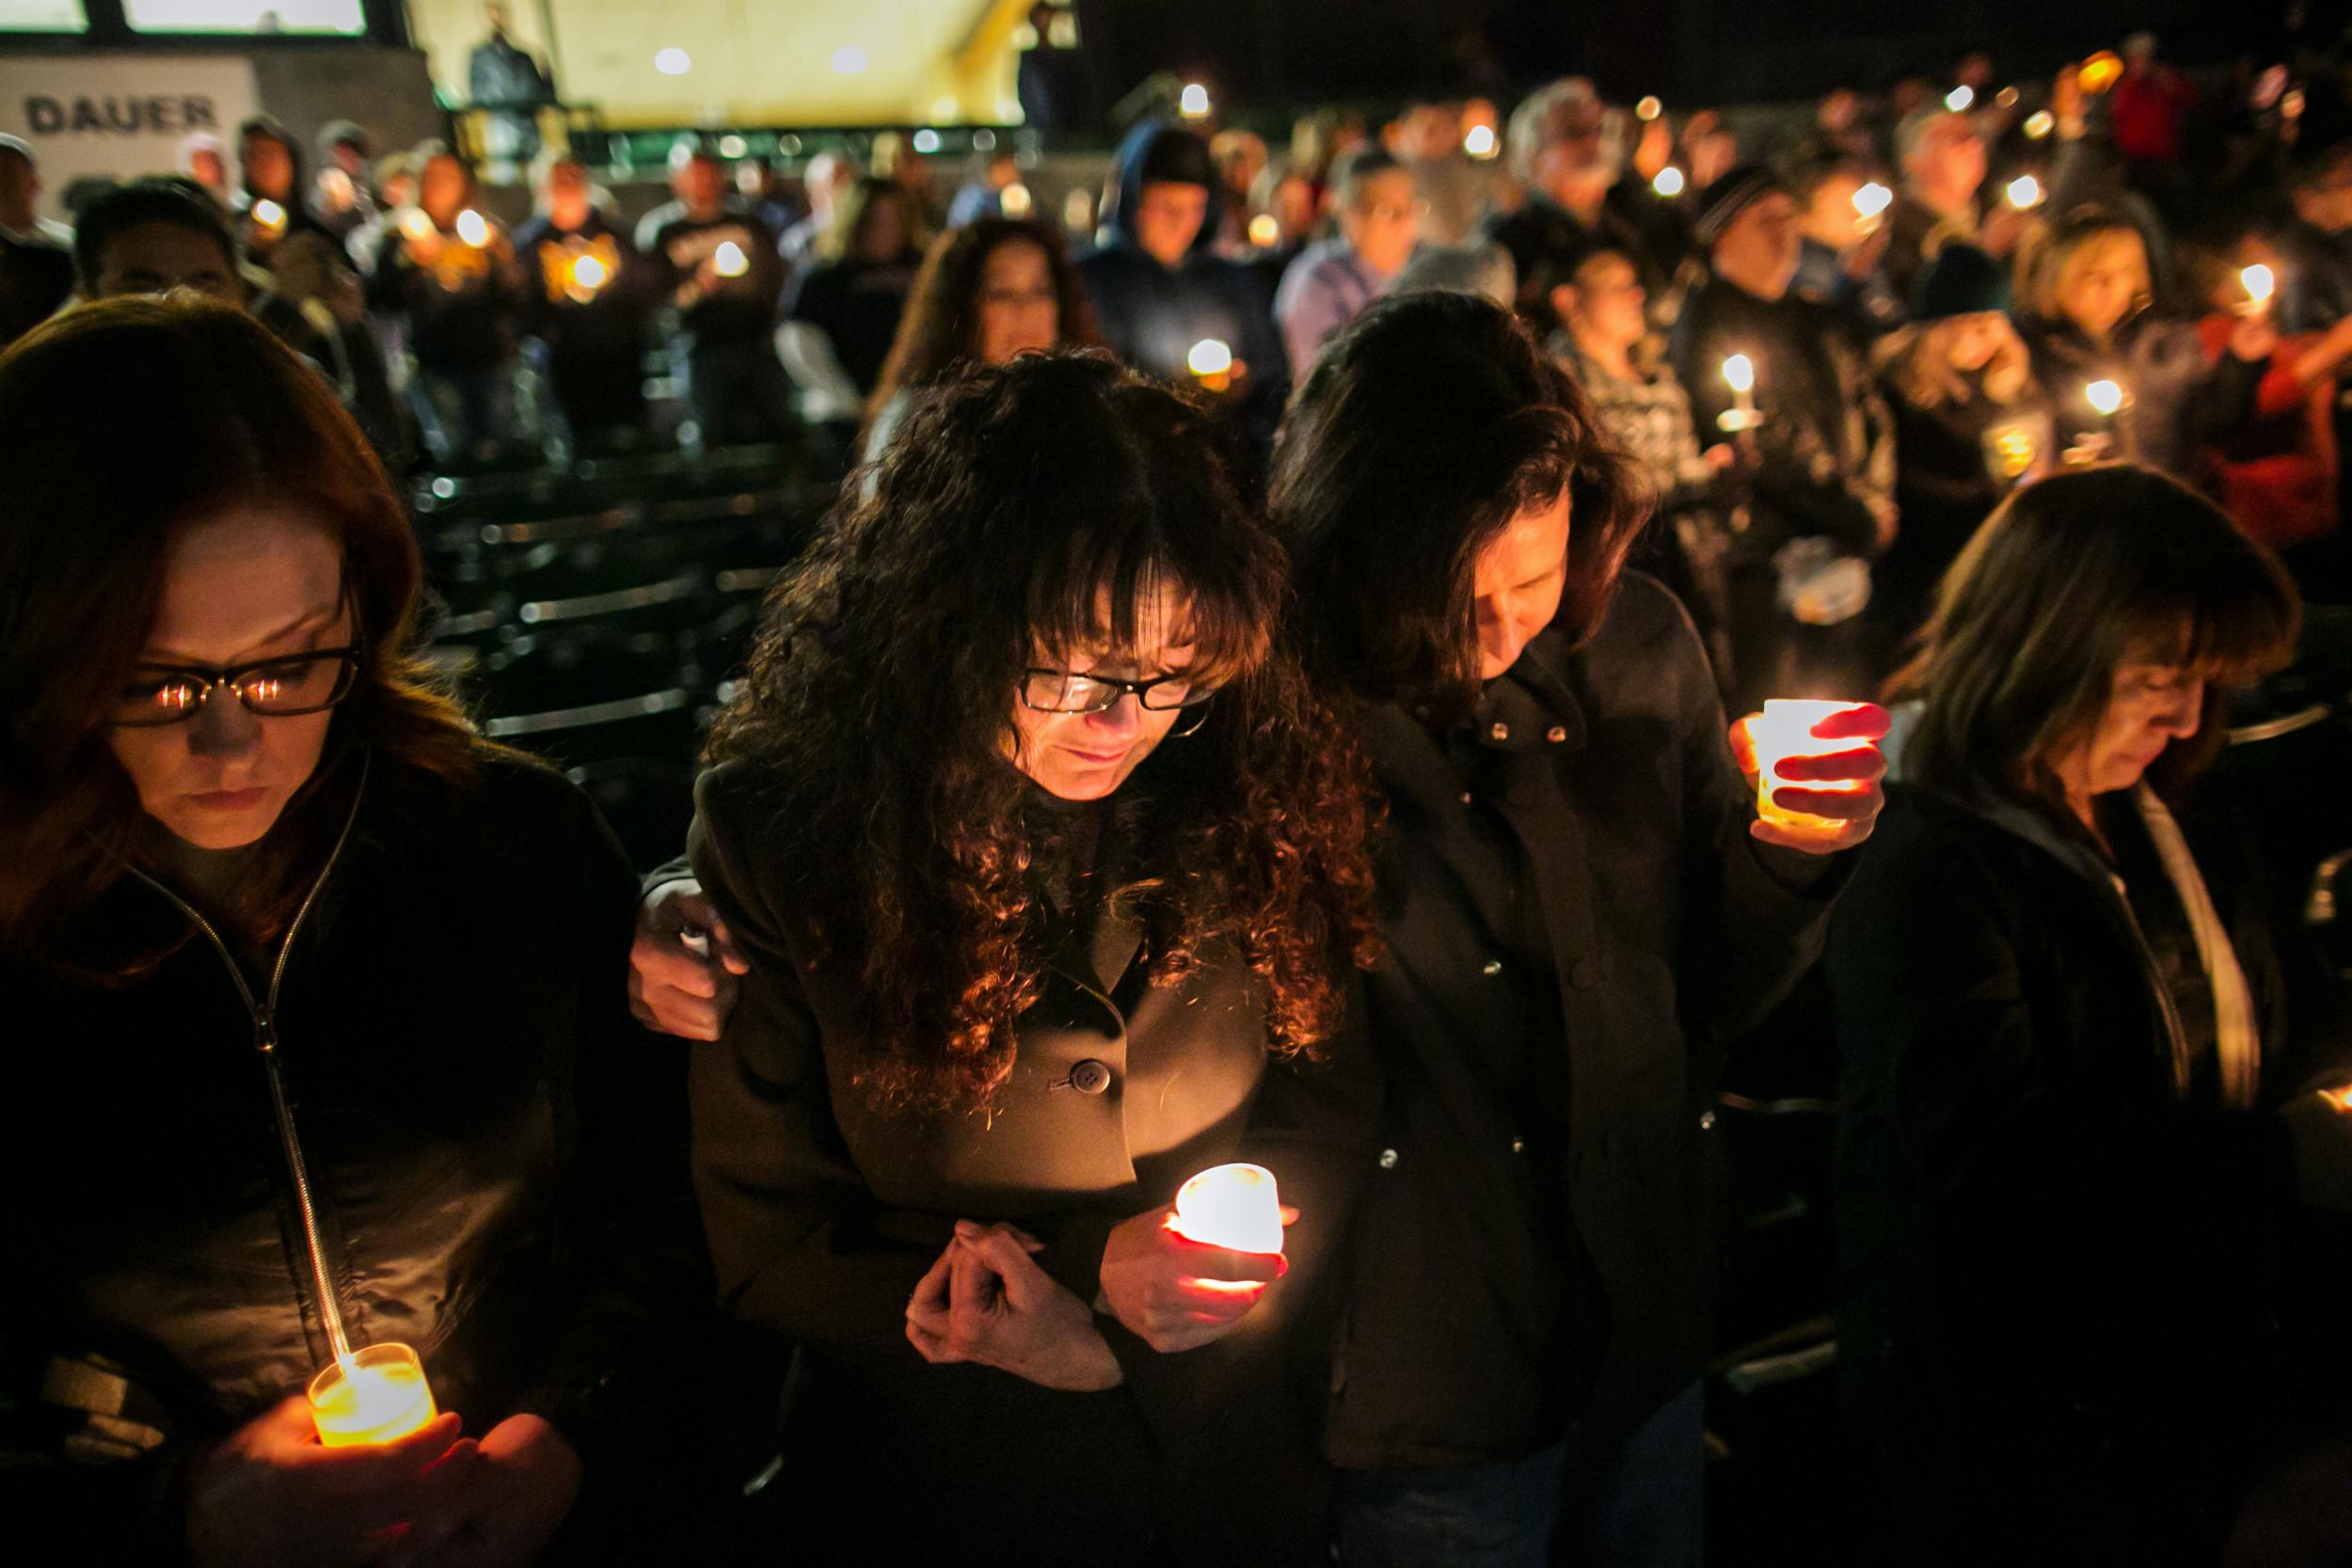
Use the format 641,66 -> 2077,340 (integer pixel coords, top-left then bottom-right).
628,879 -> 748,1040
2231,309 -> 2281,364
905,1222 -> 1124,1391
185,1397 -> 476,1568
388,1414 -> 581,1568
1729,702 -> 1890,854
1097,1205 -> 1290,1354
1701,442 -> 1737,473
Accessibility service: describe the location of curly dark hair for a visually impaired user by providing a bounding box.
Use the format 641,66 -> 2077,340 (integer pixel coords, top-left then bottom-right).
1272,289 -> 1647,722
865,217 -> 1103,433
707,351 -> 1381,1113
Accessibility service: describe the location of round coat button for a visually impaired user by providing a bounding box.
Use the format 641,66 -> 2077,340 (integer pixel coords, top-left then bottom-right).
1069,1059 -> 1113,1095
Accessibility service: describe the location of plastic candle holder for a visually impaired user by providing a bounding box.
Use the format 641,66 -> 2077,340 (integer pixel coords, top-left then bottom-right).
308,1343 -> 437,1449
1169,1164 -> 1284,1256
1753,699 -> 1865,832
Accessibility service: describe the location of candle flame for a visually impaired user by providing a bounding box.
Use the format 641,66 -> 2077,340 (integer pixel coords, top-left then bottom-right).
1722,354 -> 1756,394
2086,378 -> 2125,417
1463,123 -> 1499,159
1248,213 -> 1279,247
2241,263 -> 2275,307
999,182 -> 1033,220
252,198 -> 285,230
2006,174 -> 2044,209
1652,166 -> 1686,198
1945,85 -> 1975,113
1187,338 -> 1233,377
1635,95 -> 1663,121
1170,1163 -> 1285,1255
1179,83 -> 1211,119
713,240 -> 749,277
572,253 -> 609,290
455,209 -> 490,247
399,207 -> 437,243
2024,110 -> 2057,139
1852,182 -> 1894,219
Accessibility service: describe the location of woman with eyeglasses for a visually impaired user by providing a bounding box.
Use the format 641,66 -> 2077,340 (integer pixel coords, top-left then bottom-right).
0,298 -> 704,1568
633,352 -> 1380,1564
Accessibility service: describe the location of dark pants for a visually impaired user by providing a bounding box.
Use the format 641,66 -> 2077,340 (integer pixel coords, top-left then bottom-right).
1339,1382 -> 1708,1568
682,337 -> 794,447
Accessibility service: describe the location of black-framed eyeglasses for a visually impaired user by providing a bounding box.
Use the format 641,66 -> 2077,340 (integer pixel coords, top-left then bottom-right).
109,648 -> 362,728
1021,668 -> 1218,714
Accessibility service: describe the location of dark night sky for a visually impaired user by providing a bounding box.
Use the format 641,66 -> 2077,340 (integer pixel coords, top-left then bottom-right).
1069,0 -> 2297,116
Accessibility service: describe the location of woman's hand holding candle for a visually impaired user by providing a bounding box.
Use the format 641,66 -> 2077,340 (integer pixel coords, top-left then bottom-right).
1729,701 -> 1890,854
1096,1199 -> 1294,1354
905,1221 -> 1124,1391
185,1395 -> 474,1568
385,1413 -> 582,1568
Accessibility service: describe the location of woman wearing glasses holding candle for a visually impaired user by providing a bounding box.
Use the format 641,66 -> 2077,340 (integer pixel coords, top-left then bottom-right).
1275,290 -> 1886,1567
1829,466 -> 2352,1563
657,353 -> 1379,1564
2012,205 -> 2276,480
0,299 -> 700,1567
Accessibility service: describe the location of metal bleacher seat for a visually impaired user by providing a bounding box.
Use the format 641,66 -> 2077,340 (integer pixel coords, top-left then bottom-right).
470,628 -> 700,771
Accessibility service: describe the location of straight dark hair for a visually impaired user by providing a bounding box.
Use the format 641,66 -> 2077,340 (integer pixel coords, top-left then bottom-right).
1891,464 -> 2298,816
0,297 -> 480,967
1271,289 -> 1645,720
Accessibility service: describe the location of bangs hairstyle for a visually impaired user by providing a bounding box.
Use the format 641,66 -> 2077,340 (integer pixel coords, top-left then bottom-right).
2016,205 -> 2151,325
708,351 -> 1378,1113
1271,289 -> 1645,719
864,216 -> 1104,434
0,297 -> 477,964
1892,464 -> 2298,813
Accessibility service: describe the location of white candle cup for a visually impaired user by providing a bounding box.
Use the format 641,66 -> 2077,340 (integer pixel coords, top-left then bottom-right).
1752,699 -> 1866,832
1169,1163 -> 1285,1256
307,1342 -> 437,1449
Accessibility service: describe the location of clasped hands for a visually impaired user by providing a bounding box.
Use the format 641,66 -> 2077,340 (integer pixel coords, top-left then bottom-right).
905,1206 -> 1294,1389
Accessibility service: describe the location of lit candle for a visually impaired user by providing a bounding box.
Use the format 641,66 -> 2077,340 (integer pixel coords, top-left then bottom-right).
1463,123 -> 1498,160
2322,1085 -> 2352,1113
1247,213 -> 1279,248
1000,182 -> 1033,220
454,209 -> 490,248
252,198 -> 286,233
399,207 -> 437,243
1652,166 -> 1686,198
2241,263 -> 2276,313
1751,699 -> 1868,832
2085,378 -> 2125,419
1984,420 -> 2039,479
570,251 -> 609,293
712,240 -> 750,278
1852,182 -> 1894,222
2024,110 -> 2056,140
2005,174 -> 2044,209
1187,337 -> 1234,392
1179,82 -> 1211,119
1169,1163 -> 1284,1255
307,1342 -> 437,1449
1718,354 -> 1762,433
1635,95 -> 1664,121
1945,85 -> 1976,113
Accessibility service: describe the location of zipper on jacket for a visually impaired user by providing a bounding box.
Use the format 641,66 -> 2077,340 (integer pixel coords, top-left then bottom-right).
119,755 -> 372,1360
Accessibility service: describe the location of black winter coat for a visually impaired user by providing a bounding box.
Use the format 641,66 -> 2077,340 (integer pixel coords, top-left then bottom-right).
1829,779 -> 2343,1565
0,751 -> 697,1564
1327,576 -> 1848,1476
685,762 -> 1379,1567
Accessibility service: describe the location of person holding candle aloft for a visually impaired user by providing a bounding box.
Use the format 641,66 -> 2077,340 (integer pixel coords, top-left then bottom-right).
1826,465 -> 2352,1565
637,147 -> 792,448
2011,204 -> 2276,482
364,150 -> 524,467
512,154 -> 653,456
1274,290 -> 1886,1567
0,299 -> 707,1567
658,353 -> 1380,1565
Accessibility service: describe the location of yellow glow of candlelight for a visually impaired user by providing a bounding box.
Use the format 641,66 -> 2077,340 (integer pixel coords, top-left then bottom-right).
1753,699 -> 1867,832
1248,213 -> 1279,247
1852,182 -> 1894,220
571,253 -> 609,291
308,1344 -> 437,1449
399,208 -> 437,243
1945,85 -> 1975,113
1635,95 -> 1663,121
2322,1085 -> 2352,1113
2079,52 -> 2125,95
1722,354 -> 1756,395
1187,338 -> 1233,378
2006,174 -> 2044,209
1463,123 -> 1499,159
1988,423 -> 2038,479
2242,263 -> 2276,309
1170,1164 -> 1284,1255
454,209 -> 490,248
1652,166 -> 1686,198
712,240 -> 749,277
1179,83 -> 1211,119
2024,110 -> 2057,139
1000,182 -> 1033,219
252,198 -> 285,231
2086,378 -> 2125,417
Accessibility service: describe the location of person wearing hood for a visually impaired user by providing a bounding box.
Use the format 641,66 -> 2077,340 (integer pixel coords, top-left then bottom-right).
1076,120 -> 1289,440
2013,205 -> 2273,483
310,120 -> 376,244
1829,465 -> 2352,1564
233,117 -> 332,275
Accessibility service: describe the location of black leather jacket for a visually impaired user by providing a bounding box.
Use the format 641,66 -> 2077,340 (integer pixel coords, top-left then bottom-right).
0,751 -> 695,1561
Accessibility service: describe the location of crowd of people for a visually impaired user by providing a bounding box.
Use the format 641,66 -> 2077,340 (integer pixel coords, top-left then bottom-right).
8,20 -> 2352,1568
